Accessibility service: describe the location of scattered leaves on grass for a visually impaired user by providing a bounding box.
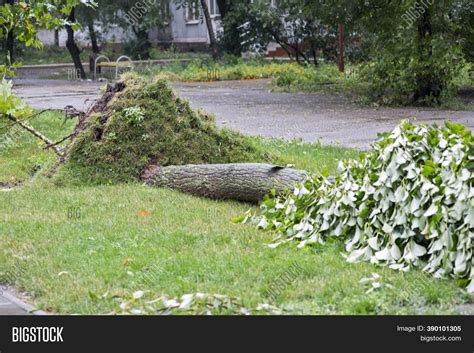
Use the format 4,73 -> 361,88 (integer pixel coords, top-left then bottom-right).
114,292 -> 283,315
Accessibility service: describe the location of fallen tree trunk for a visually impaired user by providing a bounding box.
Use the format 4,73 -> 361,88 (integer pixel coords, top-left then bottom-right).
143,163 -> 308,203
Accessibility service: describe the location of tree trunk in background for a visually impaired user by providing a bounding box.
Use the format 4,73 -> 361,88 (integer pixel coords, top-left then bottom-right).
131,26 -> 151,60
54,30 -> 59,46
215,0 -> 229,18
88,22 -> 100,54
310,41 -> 319,67
143,163 -> 308,203
200,0 -> 219,60
338,23 -> 345,73
414,3 -> 438,102
65,7 -> 86,79
6,29 -> 13,64
4,0 -> 14,64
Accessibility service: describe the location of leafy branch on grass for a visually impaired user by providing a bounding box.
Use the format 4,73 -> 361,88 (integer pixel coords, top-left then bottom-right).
0,79 -> 72,157
246,120 -> 474,292
5,114 -> 64,157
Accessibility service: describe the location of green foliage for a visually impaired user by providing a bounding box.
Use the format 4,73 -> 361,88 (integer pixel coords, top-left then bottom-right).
456,1 -> 474,62
0,0 -> 96,65
354,0 -> 471,105
58,73 -> 258,184
0,79 -> 32,119
175,60 -> 280,81
217,0 -> 269,56
360,33 -> 469,106
216,0 -> 472,106
143,59 -> 343,86
246,121 -> 474,292
271,64 -> 343,92
0,1 -> 68,49
218,0 -> 357,63
122,106 -> 145,125
88,0 -> 169,59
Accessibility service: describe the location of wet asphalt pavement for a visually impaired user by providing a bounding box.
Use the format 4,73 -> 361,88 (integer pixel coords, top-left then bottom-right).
14,78 -> 474,149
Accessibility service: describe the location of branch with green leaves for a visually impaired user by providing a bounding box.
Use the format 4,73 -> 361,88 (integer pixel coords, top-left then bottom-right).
0,0 -> 97,77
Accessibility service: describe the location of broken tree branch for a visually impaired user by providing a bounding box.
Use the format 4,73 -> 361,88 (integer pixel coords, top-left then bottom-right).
6,114 -> 63,157
43,133 -> 74,151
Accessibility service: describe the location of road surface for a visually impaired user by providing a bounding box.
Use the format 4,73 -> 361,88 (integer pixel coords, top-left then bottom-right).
14,78 -> 474,149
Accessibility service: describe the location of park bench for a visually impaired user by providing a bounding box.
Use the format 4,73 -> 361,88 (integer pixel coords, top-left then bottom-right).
93,55 -> 133,80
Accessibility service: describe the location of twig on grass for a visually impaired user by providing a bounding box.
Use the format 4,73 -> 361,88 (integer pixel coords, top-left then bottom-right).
6,114 -> 63,157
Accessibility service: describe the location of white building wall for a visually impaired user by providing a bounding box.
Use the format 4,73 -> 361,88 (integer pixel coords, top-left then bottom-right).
38,23 -> 133,47
37,1 -> 222,48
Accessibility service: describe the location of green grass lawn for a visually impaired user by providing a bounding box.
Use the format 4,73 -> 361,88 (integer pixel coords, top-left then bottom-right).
0,111 -> 77,183
0,111 -> 471,314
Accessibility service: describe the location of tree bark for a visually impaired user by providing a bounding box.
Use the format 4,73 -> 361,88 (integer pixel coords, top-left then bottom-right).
131,26 -> 151,60
215,0 -> 228,18
54,29 -> 60,46
143,163 -> 308,203
414,3 -> 439,102
6,29 -> 13,64
88,22 -> 100,54
65,7 -> 86,79
338,23 -> 345,73
200,0 -> 219,60
4,0 -> 14,64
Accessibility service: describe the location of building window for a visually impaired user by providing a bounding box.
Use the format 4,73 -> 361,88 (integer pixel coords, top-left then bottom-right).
186,0 -> 221,22
160,0 -> 170,18
186,0 -> 200,22
209,0 -> 220,16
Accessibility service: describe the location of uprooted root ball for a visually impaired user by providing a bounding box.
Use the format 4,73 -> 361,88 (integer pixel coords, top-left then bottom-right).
56,73 -> 258,184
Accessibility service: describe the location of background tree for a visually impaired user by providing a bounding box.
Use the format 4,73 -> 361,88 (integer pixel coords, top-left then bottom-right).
65,6 -> 86,79
1,0 -> 15,64
199,0 -> 219,59
217,0 -> 359,64
0,1 -> 96,77
0,0 -> 95,152
353,0 -> 471,105
76,4 -> 101,54
96,0 -> 170,60
1,0 -> 66,66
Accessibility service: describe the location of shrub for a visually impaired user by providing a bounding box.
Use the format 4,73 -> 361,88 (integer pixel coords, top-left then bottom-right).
272,64 -> 343,92
245,121 -> 474,292
146,60 -> 342,85
362,48 -> 470,106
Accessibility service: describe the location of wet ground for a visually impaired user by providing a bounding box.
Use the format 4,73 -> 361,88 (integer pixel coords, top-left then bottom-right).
14,78 -> 474,149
